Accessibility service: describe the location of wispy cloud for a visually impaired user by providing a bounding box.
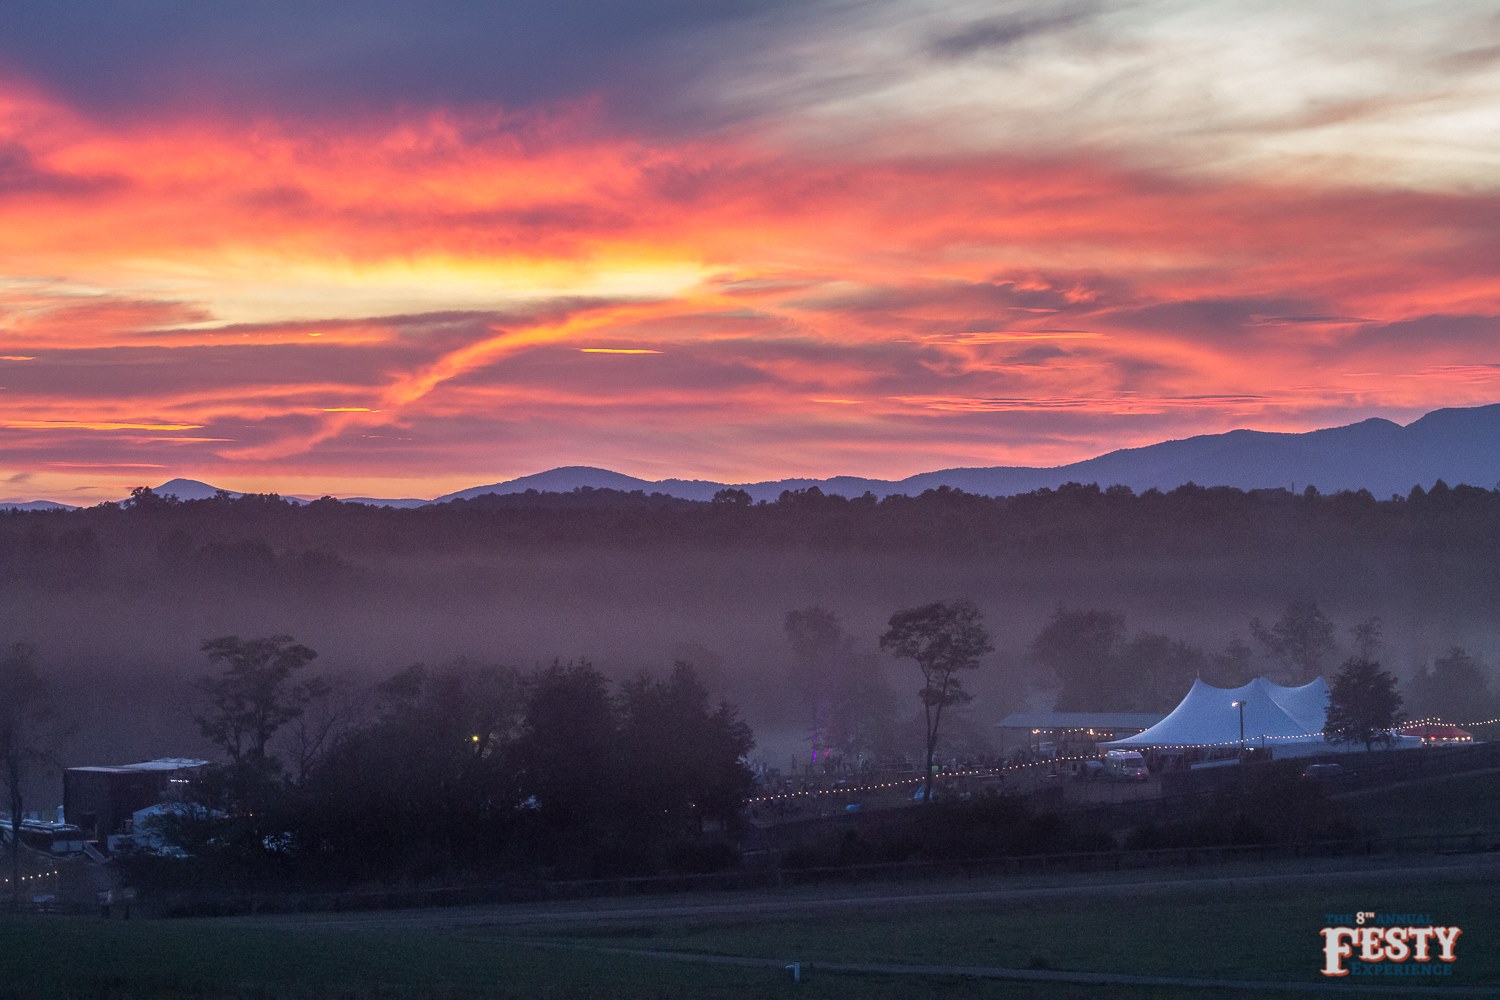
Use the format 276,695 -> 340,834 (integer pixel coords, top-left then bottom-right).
2,419 -> 203,431
0,5 -> 1495,502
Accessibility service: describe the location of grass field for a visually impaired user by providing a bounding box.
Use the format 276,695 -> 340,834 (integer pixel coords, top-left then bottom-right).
7,765 -> 1500,997
1,859 -> 1493,998
1338,767 -> 1500,837
0,915 -> 1316,999
509,866 -> 1498,988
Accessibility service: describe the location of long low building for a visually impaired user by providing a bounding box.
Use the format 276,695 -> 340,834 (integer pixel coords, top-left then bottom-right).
995,712 -> 1165,757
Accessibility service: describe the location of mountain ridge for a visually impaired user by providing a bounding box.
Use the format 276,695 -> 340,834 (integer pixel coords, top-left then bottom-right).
5,402 -> 1498,509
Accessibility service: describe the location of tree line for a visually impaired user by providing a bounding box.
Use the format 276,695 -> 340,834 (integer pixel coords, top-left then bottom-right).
115,640 -> 757,888
776,597 -> 1496,774
0,593 -> 992,895
1028,598 -> 1496,721
5,479 -> 1500,588
2,588 -> 1489,898
154,598 -> 998,887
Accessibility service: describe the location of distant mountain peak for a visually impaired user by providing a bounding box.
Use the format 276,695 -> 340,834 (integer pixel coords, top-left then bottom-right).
151,478 -> 237,501
433,466 -> 656,503
9,401 -> 1499,510
433,402 -> 1500,504
0,499 -> 76,511
547,465 -> 628,475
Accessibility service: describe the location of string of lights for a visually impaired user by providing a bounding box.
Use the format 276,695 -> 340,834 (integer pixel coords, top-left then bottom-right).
1396,715 -> 1500,729
745,753 -> 1102,804
1115,730 -> 1397,751
747,711 -> 1498,805
1013,724 -> 1486,752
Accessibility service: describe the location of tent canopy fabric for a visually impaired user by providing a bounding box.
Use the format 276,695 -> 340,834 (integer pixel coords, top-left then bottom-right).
1102,677 -> 1331,748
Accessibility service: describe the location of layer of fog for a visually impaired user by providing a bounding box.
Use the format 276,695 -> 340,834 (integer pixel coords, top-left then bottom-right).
10,540 -> 1497,800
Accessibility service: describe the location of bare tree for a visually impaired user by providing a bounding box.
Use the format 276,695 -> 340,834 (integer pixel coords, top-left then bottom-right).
283,670 -> 367,787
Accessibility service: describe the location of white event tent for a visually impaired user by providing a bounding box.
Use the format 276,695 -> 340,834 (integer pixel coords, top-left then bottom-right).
1101,676 -> 1417,758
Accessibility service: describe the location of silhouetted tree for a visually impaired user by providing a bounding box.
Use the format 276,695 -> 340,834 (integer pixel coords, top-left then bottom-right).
1032,606 -> 1126,710
1408,647 -> 1495,723
780,607 -> 898,767
1251,598 -> 1336,683
1117,632 -> 1206,711
297,661 -> 523,877
197,636 -> 324,768
879,599 -> 993,804
513,660 -> 617,846
283,670 -> 368,787
1349,617 -> 1383,660
1207,635 -> 1257,687
784,606 -> 852,764
122,486 -> 178,511
296,657 -> 753,880
617,662 -> 754,838
196,636 -> 326,815
0,644 -> 50,911
1324,656 -> 1403,751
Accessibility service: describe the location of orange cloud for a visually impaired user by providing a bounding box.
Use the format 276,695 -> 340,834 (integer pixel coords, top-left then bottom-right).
1,82 -> 1498,500
2,420 -> 203,431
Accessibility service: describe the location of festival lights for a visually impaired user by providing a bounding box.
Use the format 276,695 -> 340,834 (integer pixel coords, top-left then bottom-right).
1397,716 -> 1500,729
747,713 -> 1500,804
745,754 -> 1101,804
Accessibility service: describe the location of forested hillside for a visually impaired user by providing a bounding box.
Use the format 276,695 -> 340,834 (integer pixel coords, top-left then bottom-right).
5,480 -> 1498,776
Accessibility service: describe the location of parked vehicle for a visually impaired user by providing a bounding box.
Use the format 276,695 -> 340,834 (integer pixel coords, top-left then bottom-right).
1104,750 -> 1149,781
1301,763 -> 1343,780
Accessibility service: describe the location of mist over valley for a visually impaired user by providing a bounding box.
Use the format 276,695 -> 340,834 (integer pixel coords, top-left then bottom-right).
8,476 -> 1499,791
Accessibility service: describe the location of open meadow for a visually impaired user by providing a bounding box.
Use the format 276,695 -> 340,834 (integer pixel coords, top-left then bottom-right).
1337,767 -> 1500,838
3,854 -> 1494,998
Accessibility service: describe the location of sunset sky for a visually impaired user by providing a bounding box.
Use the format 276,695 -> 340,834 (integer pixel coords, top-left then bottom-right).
2,1 -> 1499,503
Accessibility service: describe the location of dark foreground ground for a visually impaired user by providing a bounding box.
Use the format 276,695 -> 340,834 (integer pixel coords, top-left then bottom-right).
2,852 -> 1494,998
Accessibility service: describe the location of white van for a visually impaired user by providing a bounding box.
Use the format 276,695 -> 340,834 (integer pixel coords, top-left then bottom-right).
1103,750 -> 1149,781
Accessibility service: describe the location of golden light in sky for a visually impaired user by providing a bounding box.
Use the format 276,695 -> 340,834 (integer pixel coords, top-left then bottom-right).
1,2 -> 1497,503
